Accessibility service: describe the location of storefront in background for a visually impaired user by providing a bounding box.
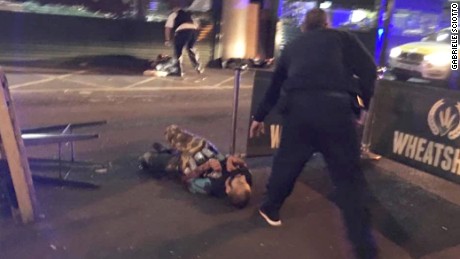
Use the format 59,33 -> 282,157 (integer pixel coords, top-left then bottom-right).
270,0 -> 457,88
272,0 -> 453,63
0,0 -> 213,21
0,0 -> 217,62
273,0 -> 378,58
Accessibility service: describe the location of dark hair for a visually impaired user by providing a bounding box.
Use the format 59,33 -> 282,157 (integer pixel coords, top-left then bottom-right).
302,8 -> 329,32
228,188 -> 251,209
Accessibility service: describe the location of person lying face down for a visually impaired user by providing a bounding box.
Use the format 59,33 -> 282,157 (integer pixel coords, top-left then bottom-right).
139,125 -> 252,209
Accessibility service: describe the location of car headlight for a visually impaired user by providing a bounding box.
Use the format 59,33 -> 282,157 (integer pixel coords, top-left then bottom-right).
424,52 -> 451,66
389,47 -> 402,58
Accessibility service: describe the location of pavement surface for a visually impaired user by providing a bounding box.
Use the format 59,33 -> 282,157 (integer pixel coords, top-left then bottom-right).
0,53 -> 460,259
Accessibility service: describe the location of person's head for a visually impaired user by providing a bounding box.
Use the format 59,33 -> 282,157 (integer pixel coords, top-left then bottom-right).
225,170 -> 252,209
301,8 -> 329,32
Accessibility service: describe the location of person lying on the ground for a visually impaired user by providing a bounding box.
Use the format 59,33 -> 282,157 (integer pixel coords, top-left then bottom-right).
164,124 -> 223,176
139,125 -> 252,209
181,154 -> 252,208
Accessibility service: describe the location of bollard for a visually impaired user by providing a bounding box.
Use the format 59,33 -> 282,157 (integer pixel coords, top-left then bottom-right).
360,99 -> 382,160
360,99 -> 375,152
359,67 -> 386,161
229,64 -> 248,155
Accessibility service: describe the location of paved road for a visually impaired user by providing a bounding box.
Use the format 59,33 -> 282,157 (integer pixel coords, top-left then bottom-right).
0,59 -> 459,259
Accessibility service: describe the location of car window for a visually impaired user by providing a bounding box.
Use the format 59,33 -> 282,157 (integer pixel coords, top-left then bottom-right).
425,29 -> 451,44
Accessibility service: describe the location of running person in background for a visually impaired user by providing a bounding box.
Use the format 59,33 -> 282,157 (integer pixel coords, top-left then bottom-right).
164,2 -> 204,76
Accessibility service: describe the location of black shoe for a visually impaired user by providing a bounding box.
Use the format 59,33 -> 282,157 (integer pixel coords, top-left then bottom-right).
259,204 -> 282,226
355,245 -> 379,259
168,72 -> 183,77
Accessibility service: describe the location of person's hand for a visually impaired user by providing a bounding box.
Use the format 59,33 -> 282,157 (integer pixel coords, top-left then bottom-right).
181,168 -> 200,182
164,40 -> 172,47
226,155 -> 247,172
356,110 -> 367,126
208,159 -> 222,172
249,120 -> 265,138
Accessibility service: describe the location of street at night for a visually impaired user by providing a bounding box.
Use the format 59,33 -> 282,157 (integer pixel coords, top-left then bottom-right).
1,0 -> 460,258
0,59 -> 459,258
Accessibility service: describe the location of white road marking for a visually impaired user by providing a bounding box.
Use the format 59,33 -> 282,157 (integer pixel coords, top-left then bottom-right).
9,70 -> 87,89
124,77 -> 156,88
8,70 -> 253,92
11,84 -> 253,93
212,71 -> 248,87
144,75 -> 203,85
60,78 -> 106,88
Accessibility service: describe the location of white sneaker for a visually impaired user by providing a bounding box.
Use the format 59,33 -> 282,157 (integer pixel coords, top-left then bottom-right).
259,209 -> 282,227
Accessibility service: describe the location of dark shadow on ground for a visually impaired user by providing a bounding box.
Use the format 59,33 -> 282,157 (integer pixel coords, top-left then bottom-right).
0,55 -> 151,75
97,215 -> 265,259
296,155 -> 460,258
0,152 -> 145,223
136,167 -> 256,216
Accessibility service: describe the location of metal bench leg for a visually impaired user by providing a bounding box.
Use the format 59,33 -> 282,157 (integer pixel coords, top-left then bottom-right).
58,143 -> 62,179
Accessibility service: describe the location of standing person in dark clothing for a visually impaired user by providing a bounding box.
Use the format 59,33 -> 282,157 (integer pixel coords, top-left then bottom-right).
164,2 -> 204,76
249,8 -> 378,259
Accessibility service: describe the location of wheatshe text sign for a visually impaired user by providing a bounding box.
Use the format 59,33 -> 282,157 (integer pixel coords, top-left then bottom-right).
246,70 -> 283,157
370,80 -> 460,184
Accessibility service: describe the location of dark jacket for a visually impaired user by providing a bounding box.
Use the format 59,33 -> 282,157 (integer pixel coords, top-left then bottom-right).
254,28 -> 377,122
173,10 -> 194,32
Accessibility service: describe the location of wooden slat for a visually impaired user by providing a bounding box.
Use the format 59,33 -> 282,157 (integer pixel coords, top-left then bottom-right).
246,3 -> 260,58
0,68 -> 36,223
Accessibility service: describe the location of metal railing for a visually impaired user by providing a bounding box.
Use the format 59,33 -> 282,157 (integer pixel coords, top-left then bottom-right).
229,64 -> 248,155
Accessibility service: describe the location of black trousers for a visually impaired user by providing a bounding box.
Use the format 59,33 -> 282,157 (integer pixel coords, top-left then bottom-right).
174,29 -> 201,73
264,92 -> 376,258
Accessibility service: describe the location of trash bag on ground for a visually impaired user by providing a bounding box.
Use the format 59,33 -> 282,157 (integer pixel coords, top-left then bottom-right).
143,54 -> 180,77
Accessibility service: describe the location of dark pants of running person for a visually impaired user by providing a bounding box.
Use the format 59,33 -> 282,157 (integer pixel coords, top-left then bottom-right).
174,29 -> 200,74
262,91 -> 377,259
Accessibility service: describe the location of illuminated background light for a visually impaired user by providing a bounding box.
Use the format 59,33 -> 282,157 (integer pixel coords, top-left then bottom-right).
350,9 -> 368,23
221,0 -> 249,59
378,28 -> 385,40
319,1 -> 332,10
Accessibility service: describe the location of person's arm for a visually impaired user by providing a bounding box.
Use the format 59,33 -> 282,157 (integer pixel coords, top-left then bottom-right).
181,159 -> 221,182
181,161 -> 210,182
345,32 -> 377,109
253,50 -> 289,122
165,27 -> 172,42
181,159 -> 220,195
226,155 -> 247,172
187,178 -> 212,194
164,12 -> 177,45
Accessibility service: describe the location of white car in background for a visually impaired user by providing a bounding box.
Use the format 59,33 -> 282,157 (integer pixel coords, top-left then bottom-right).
388,28 -> 459,88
